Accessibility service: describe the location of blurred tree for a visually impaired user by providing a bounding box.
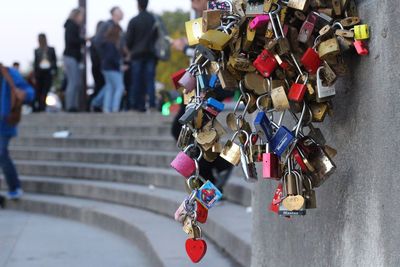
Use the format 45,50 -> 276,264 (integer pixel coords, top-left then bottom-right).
156,10 -> 190,90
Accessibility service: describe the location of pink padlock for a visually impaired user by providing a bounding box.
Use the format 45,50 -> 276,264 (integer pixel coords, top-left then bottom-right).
354,40 -> 369,56
249,14 -> 270,30
170,145 -> 202,178
178,71 -> 196,93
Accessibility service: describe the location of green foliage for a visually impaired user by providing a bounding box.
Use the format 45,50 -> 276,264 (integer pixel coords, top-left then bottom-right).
156,10 -> 190,90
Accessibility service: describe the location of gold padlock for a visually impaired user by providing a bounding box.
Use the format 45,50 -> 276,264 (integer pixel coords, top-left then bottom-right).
309,102 -> 329,122
287,0 -> 310,11
318,37 -> 340,60
353,24 -> 369,40
331,0 -> 342,16
199,30 -> 232,51
271,86 -> 290,112
340,16 -> 360,28
185,18 -> 203,46
243,23 -> 256,52
220,140 -> 241,166
264,0 -> 278,12
244,72 -> 270,95
202,10 -> 222,32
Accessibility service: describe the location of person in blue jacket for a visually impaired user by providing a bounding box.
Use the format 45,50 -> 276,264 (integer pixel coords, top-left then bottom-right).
0,65 -> 35,199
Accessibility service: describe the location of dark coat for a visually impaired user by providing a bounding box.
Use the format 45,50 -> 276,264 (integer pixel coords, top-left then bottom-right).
63,19 -> 85,62
34,47 -> 57,74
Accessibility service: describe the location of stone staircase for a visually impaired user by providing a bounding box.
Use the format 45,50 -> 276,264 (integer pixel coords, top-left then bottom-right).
2,112 -> 253,267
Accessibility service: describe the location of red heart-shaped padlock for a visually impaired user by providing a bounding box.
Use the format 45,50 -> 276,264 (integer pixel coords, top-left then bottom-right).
196,201 -> 208,224
185,238 -> 207,263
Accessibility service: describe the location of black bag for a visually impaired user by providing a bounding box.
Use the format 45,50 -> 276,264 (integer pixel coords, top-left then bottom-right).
152,15 -> 171,61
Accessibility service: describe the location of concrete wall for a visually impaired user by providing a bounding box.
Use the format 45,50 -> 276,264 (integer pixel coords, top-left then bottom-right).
252,1 -> 400,266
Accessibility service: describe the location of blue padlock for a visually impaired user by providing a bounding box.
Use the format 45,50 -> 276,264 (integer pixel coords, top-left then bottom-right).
198,74 -> 209,91
209,74 -> 219,89
270,126 -> 295,157
254,112 -> 274,142
206,98 -> 225,113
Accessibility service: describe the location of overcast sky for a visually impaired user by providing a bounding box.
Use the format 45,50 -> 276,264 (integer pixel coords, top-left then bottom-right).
0,0 -> 191,71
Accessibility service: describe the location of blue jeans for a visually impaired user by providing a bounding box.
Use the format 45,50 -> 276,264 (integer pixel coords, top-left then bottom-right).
129,58 -> 156,110
0,136 -> 20,192
101,71 -> 124,113
63,56 -> 82,111
91,87 -> 105,109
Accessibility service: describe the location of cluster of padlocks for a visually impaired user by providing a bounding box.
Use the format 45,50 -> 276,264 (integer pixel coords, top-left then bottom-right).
170,0 -> 369,263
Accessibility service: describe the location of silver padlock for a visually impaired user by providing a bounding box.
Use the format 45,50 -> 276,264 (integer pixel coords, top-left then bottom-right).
316,66 -> 336,102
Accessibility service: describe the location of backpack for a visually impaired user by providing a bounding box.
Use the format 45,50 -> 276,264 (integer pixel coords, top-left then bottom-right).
152,14 -> 171,61
0,65 -> 25,126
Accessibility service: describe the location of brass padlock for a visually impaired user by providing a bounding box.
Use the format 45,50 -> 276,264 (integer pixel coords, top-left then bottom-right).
220,132 -> 242,166
185,18 -> 203,46
202,10 -> 222,32
331,0 -> 342,16
287,0 -> 310,11
242,23 -> 256,52
317,37 -> 340,60
244,72 -> 270,95
271,86 -> 290,111
340,16 -> 360,28
228,54 -> 256,72
309,102 -> 329,122
199,30 -> 232,51
218,68 -> 238,91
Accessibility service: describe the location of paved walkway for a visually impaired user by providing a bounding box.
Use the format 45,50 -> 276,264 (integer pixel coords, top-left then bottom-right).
0,210 -> 151,267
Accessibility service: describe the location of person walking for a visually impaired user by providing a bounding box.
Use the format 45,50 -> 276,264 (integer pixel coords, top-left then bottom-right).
0,64 -> 35,199
34,33 -> 57,112
126,0 -> 158,112
99,25 -> 125,113
63,8 -> 85,112
90,6 -> 125,111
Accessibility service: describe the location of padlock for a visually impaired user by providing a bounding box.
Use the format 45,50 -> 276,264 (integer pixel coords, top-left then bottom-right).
238,132 -> 258,183
242,22 -> 256,52
244,72 -> 270,95
171,69 -> 186,89
309,102 -> 329,122
321,61 -> 337,86
303,177 -> 317,209
270,126 -> 295,157
297,137 -> 336,187
286,0 -> 310,11
195,180 -> 223,209
317,37 -> 340,60
271,86 -> 290,111
228,54 -> 256,72
196,200 -> 208,224
199,30 -> 232,51
175,190 -> 197,223
331,0 -> 342,16
340,16 -> 360,28
177,125 -> 193,150
292,148 -> 309,173
270,183 -> 283,214
288,74 -> 308,102
301,47 -> 322,74
254,111 -> 274,142
316,66 -> 336,102
218,68 -> 238,90
253,49 -> 278,78
306,123 -> 326,145
282,162 -> 306,212
249,14 -> 270,30
298,12 -> 318,43
171,144 -> 202,178
246,1 -> 264,17
178,67 -> 197,93
185,18 -> 203,46
208,0 -> 232,11
179,103 -> 201,125
208,74 -> 219,89
202,10 -> 223,32
353,40 -> 368,56
263,142 -> 281,180
220,132 -> 242,166
269,9 -> 291,55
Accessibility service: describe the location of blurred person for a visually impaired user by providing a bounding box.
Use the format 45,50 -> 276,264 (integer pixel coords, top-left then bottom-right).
63,8 -> 85,112
34,33 -> 58,112
126,0 -> 158,112
170,0 -> 233,192
89,21 -> 106,112
12,62 -> 20,72
99,24 -> 125,113
91,7 -> 125,111
0,64 -> 35,199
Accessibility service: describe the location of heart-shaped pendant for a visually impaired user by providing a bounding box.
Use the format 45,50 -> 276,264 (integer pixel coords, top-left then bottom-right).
185,238 -> 207,263
282,195 -> 305,211
196,201 -> 208,224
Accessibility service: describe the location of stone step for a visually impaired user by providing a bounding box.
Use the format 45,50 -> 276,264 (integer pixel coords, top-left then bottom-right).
18,124 -> 172,137
22,112 -> 173,121
11,135 -> 177,151
10,176 -> 251,267
3,193 -> 238,267
10,147 -> 177,168
14,160 -> 252,207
